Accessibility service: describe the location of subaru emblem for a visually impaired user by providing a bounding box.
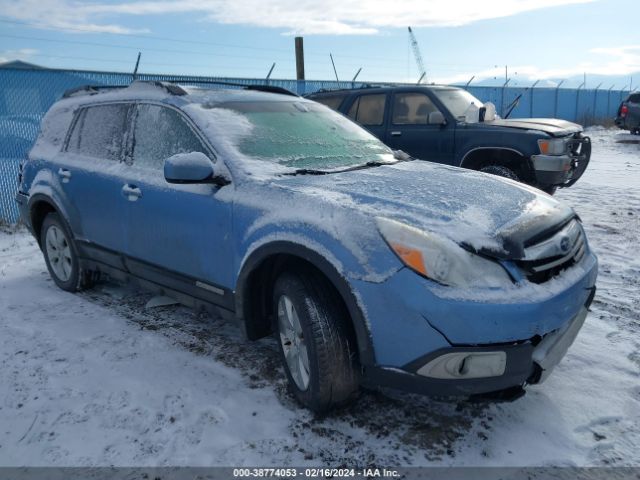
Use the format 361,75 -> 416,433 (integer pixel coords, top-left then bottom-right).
559,236 -> 571,253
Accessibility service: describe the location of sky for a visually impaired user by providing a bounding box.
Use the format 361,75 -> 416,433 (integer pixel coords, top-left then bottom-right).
0,0 -> 638,88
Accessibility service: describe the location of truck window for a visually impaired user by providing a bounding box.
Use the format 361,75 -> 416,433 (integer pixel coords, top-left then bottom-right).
132,104 -> 208,170
66,104 -> 129,161
347,94 -> 386,126
392,93 -> 438,125
312,93 -> 347,110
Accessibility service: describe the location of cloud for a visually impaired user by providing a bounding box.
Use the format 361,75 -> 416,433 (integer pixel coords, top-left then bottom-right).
0,0 -> 149,34
432,45 -> 640,84
0,0 -> 595,35
0,48 -> 38,63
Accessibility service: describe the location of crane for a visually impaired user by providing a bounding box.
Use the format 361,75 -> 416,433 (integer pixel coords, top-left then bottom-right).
408,26 -> 426,84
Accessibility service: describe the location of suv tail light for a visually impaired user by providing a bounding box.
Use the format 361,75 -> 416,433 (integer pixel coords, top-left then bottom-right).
621,104 -> 628,117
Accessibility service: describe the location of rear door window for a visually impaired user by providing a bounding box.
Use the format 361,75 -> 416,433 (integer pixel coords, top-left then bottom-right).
132,104 -> 209,170
67,104 -> 130,161
347,94 -> 386,126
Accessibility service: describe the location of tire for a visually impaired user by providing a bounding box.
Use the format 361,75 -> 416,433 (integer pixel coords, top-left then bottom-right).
480,165 -> 519,181
541,186 -> 557,195
273,268 -> 359,413
40,212 -> 93,292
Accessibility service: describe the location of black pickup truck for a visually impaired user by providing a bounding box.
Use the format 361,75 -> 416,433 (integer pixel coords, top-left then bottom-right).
308,85 -> 591,194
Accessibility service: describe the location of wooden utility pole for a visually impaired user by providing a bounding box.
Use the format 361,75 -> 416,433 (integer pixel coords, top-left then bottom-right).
295,37 -> 305,80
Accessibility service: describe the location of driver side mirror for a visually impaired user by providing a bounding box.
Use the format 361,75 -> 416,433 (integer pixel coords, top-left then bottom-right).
428,111 -> 446,125
164,152 -> 230,186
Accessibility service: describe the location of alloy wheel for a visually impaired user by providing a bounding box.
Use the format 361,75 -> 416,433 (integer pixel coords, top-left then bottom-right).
45,225 -> 73,282
277,294 -> 311,391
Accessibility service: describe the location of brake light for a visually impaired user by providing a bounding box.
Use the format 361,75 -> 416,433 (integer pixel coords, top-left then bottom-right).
621,105 -> 628,117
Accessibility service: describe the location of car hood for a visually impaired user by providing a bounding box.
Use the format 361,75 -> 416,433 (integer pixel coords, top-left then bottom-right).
273,160 -> 576,260
485,118 -> 582,137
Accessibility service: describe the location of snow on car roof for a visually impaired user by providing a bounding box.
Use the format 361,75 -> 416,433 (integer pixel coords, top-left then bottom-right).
58,81 -> 302,109
183,87 -> 307,106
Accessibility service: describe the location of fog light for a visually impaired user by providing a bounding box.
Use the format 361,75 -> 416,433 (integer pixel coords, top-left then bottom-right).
417,351 -> 506,379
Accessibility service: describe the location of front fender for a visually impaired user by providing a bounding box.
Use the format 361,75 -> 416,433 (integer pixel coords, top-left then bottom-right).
235,237 -> 382,366
455,126 -> 541,166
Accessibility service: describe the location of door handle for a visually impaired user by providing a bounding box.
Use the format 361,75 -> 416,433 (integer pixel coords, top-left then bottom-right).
122,184 -> 142,201
58,168 -> 71,183
390,131 -> 402,137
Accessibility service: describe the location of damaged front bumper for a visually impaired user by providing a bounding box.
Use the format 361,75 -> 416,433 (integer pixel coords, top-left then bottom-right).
362,288 -> 594,398
354,244 -> 597,399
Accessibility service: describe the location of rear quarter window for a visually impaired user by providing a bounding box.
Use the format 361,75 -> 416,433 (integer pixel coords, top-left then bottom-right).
347,94 -> 386,126
311,93 -> 348,110
66,104 -> 130,161
628,94 -> 640,103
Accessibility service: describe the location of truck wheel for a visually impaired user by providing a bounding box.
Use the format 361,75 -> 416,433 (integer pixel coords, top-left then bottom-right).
273,268 -> 359,413
40,212 -> 94,292
480,165 -> 519,181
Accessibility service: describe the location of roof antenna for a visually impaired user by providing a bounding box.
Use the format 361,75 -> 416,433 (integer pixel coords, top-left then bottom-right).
132,52 -> 141,82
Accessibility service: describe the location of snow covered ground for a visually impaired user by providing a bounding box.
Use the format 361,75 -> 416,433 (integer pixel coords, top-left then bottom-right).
0,128 -> 638,467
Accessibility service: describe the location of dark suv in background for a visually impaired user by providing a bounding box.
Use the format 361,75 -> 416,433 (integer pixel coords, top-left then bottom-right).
615,92 -> 640,134
308,86 -> 591,194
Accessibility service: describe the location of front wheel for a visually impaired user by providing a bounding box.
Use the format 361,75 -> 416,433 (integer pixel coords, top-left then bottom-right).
480,165 -> 519,181
273,269 -> 359,413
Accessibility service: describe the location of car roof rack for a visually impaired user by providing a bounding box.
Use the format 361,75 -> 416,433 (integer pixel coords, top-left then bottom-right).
175,79 -> 298,97
62,85 -> 123,98
62,80 -> 298,100
62,81 -> 188,99
244,84 -> 298,97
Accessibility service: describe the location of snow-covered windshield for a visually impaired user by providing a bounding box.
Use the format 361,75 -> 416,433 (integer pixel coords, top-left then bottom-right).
432,89 -> 484,120
207,101 -> 394,170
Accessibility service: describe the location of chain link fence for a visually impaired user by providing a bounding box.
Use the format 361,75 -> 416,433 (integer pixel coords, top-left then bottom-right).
0,67 -> 632,224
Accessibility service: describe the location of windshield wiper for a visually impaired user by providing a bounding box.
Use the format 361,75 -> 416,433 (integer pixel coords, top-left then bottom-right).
283,151 -> 412,176
340,160 -> 391,172
283,168 -> 329,176
339,152 -> 413,173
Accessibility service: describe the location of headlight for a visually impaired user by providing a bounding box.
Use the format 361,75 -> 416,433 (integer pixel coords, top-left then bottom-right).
377,217 -> 512,288
538,138 -> 567,155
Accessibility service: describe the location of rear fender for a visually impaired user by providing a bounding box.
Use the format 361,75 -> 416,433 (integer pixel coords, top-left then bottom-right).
27,167 -> 82,241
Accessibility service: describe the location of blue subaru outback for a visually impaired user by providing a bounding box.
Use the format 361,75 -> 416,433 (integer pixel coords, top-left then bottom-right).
16,81 -> 597,412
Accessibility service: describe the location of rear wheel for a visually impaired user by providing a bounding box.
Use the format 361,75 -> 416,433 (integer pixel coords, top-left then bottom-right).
480,165 -> 519,181
40,212 -> 93,292
273,268 -> 359,413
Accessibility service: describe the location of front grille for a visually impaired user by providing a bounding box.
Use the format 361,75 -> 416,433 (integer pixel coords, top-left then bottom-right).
516,220 -> 586,284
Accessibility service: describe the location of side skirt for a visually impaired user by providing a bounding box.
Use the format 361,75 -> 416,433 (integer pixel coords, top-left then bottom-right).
77,241 -> 236,321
